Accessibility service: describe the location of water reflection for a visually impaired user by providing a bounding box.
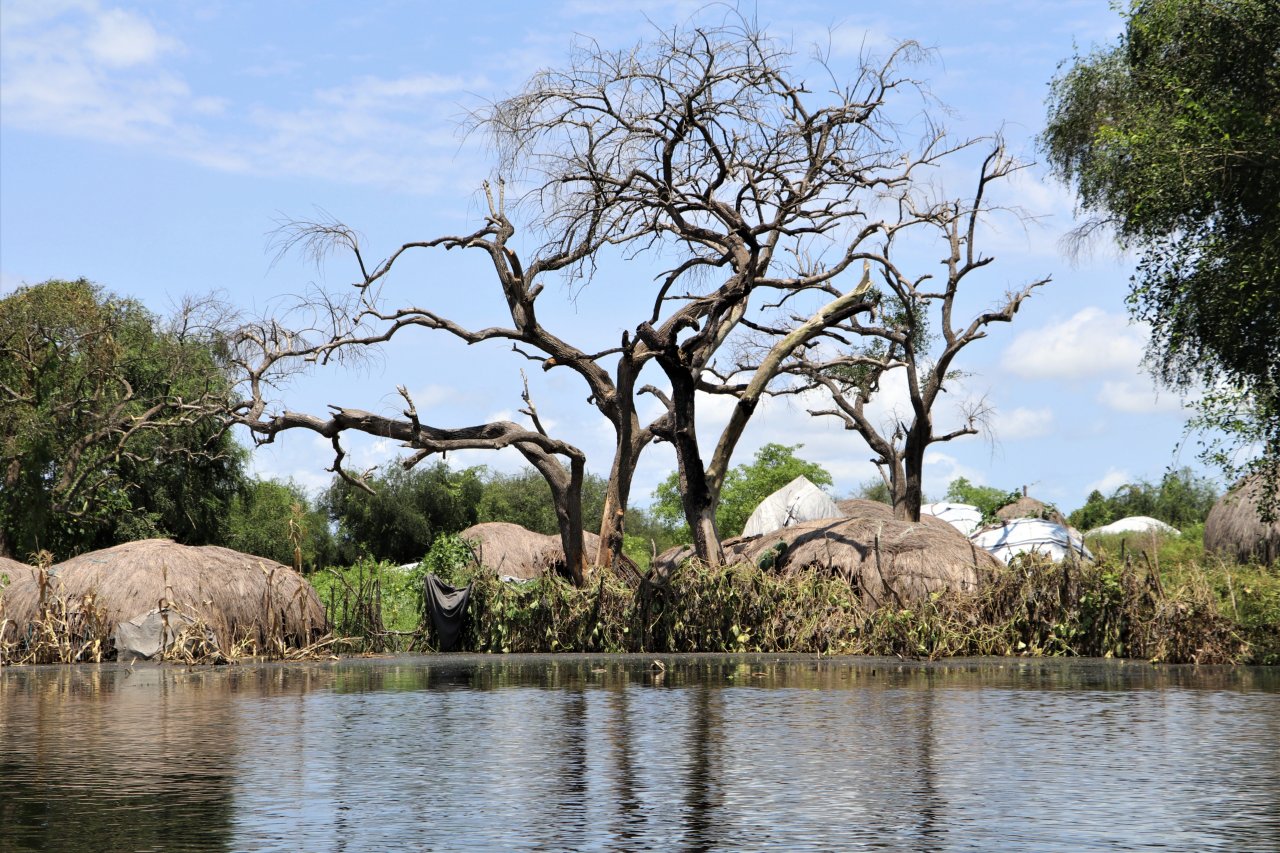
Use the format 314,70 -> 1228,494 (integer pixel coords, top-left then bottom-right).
2,656 -> 1278,852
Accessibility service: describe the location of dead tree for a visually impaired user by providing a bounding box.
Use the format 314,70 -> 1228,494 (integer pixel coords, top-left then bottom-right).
787,145 -> 1050,522
484,17 -> 993,563
229,314 -> 593,585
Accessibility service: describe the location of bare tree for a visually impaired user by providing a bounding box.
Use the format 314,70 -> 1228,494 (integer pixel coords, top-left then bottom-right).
786,145 -> 1050,521
227,15 -> 1048,572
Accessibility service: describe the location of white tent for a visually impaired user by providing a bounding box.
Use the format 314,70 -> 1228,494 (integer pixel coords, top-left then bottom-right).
741,476 -> 843,538
920,502 -> 983,537
972,518 -> 1093,563
1087,516 -> 1180,537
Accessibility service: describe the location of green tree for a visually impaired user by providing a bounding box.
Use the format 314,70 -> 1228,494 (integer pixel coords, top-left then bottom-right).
0,279 -> 242,560
477,467 -> 608,537
849,477 -> 893,505
945,477 -> 1020,521
1067,467 -> 1218,530
321,461 -> 486,565
1043,0 -> 1280,506
652,444 -> 833,540
224,478 -> 336,571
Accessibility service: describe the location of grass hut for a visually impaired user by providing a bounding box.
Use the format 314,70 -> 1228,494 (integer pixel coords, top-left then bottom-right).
654,517 -> 999,605
836,498 -> 959,534
0,556 -> 40,644
1204,471 -> 1280,565
996,492 -> 1067,526
1,539 -> 326,657
459,522 -> 602,580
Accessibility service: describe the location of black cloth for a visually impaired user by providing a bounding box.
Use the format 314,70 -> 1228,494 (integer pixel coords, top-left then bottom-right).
424,574 -> 472,652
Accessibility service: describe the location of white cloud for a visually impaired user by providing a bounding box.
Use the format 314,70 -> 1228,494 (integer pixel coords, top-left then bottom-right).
1001,307 -> 1147,379
1097,380 -> 1189,414
86,8 -> 178,68
1086,467 -> 1131,496
994,406 -> 1054,440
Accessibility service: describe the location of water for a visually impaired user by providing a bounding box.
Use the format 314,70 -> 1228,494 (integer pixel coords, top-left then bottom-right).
2,655 -> 1277,852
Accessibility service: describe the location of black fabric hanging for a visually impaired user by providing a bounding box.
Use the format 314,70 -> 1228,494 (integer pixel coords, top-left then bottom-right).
424,574 -> 472,652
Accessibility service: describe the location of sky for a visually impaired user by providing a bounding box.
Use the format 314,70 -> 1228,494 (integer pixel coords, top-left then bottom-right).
0,0 -> 1216,514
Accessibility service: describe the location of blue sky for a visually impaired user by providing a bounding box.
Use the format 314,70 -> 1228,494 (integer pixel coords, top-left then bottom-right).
0,0 -> 1213,512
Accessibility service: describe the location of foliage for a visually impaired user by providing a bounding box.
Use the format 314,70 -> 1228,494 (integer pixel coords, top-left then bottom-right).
0,279 -> 243,561
946,478 -> 1021,522
849,477 -> 893,505
1067,468 -> 1219,530
223,478 -> 336,572
307,558 -> 422,653
322,461 -> 485,565
1043,0 -> 1280,500
477,467 -> 608,537
425,552 -> 1252,663
651,444 -> 834,540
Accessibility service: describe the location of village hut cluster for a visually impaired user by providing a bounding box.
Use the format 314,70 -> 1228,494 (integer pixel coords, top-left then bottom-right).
0,540 -> 326,662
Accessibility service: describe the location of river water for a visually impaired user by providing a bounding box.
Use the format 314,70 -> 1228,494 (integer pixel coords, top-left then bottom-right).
1,655 -> 1277,852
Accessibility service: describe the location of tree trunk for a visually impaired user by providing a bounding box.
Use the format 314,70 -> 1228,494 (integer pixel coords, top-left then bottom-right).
893,429 -> 928,523
517,446 -> 588,586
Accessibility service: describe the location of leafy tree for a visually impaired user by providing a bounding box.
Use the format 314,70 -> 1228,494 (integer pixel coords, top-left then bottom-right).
224,478 -> 336,571
1043,0 -> 1280,507
477,467 -> 608,538
849,477 -> 893,505
321,461 -> 486,565
653,444 -> 833,540
1067,467 -> 1219,530
0,279 -> 242,560
945,477 -> 1021,521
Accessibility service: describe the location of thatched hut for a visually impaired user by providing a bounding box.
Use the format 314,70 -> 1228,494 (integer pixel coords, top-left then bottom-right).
459,522 -> 602,580
836,498 -> 959,534
996,493 -> 1067,526
1,540 -> 326,655
653,517 -> 999,604
1204,471 -> 1280,565
0,556 -> 40,643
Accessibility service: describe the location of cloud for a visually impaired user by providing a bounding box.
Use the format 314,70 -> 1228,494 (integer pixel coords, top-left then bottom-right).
994,406 -> 1054,440
1086,467 -> 1131,496
1001,307 -> 1147,379
86,8 -> 179,68
1096,380 -> 1189,414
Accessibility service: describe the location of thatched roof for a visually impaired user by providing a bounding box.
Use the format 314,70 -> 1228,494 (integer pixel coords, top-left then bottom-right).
652,517 -> 999,604
834,498 -> 957,534
459,522 -> 602,580
1204,470 -> 1280,565
996,495 -> 1066,526
0,540 -> 326,651
0,557 -> 41,643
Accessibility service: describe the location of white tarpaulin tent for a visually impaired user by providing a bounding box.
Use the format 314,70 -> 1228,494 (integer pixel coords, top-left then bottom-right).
972,518 -> 1093,563
741,476 -> 843,538
920,502 -> 984,537
1087,516 -> 1180,536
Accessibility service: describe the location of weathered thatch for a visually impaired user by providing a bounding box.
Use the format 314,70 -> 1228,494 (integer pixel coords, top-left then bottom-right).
1204,470 -> 1280,565
0,540 -> 326,652
996,495 -> 1066,526
0,557 -> 41,643
735,517 -> 999,604
836,498 -> 958,534
459,522 -> 602,580
653,517 -> 999,604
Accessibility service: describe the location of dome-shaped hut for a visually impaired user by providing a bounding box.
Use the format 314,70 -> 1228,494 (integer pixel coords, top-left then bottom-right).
1,540 -> 326,658
459,522 -> 602,581
1204,471 -> 1280,565
995,490 -> 1067,526
653,516 -> 999,604
0,556 -> 41,644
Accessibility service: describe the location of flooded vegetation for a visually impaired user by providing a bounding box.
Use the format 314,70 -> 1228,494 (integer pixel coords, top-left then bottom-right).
2,655 -> 1278,852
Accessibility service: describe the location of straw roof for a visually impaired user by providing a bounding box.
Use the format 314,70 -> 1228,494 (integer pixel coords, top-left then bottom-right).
1204,470 -> 1280,565
0,557 -> 41,643
652,517 -> 998,604
996,495 -> 1066,526
459,522 -> 602,580
836,498 -> 959,534
0,539 -> 326,651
